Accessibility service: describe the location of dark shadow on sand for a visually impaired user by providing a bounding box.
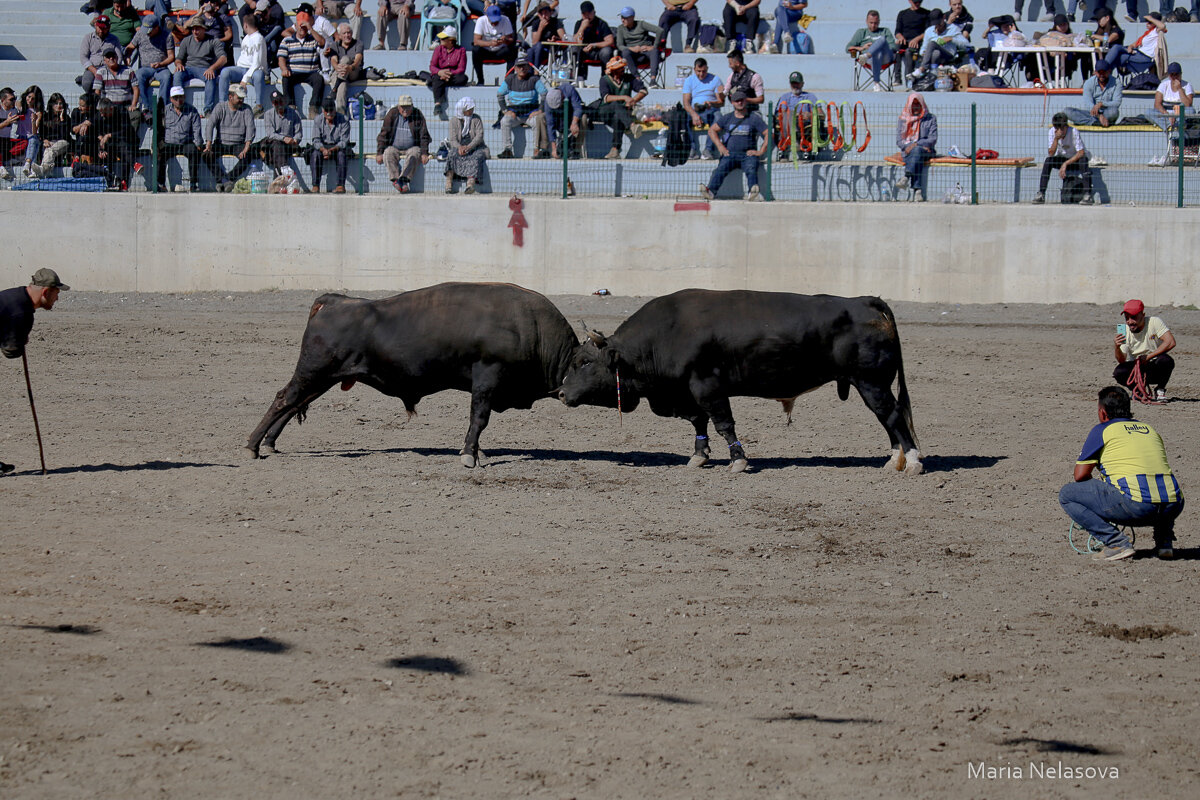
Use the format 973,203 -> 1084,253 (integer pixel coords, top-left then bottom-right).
756,712 -> 881,725
14,623 -> 102,635
612,692 -> 701,706
385,655 -> 470,675
1001,737 -> 1115,756
13,461 -> 237,477
196,636 -> 293,654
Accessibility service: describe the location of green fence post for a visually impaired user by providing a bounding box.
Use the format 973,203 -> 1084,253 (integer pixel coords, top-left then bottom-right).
765,101 -> 774,202
152,98 -> 159,194
970,103 -> 977,205
562,94 -> 569,199
1178,111 -> 1185,208
358,110 -> 366,196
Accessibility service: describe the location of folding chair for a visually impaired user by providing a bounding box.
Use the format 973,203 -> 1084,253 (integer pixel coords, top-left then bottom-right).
1162,113 -> 1200,167
629,44 -> 671,89
852,54 -> 896,91
416,0 -> 467,50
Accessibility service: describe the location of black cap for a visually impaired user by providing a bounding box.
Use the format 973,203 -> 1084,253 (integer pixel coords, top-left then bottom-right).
270,89 -> 285,102
729,89 -> 748,102
322,97 -> 337,112
1092,6 -> 1112,20
102,48 -> 118,58
580,0 -> 595,11
1053,13 -> 1069,26
929,9 -> 943,23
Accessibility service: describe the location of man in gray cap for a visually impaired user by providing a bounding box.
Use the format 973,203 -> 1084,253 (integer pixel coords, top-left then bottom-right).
0,269 -> 69,474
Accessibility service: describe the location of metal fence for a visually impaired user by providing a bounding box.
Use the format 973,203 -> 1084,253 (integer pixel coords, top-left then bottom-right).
12,92 -> 1200,206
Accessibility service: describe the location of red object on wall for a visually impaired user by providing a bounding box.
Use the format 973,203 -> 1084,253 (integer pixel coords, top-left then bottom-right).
508,196 -> 528,247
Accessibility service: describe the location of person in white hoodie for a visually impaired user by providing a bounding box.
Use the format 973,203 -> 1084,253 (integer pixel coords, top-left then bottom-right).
219,14 -> 269,114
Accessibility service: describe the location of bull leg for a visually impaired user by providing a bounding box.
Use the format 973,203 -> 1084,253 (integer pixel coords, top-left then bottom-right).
461,363 -> 502,468
684,413 -> 712,468
855,382 -> 922,475
689,376 -> 747,473
245,378 -> 335,459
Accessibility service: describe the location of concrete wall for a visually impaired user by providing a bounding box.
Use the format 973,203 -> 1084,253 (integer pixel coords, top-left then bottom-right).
3,193 -> 1196,305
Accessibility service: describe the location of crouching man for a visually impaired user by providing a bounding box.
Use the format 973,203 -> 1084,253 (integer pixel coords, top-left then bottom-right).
1059,386 -> 1184,562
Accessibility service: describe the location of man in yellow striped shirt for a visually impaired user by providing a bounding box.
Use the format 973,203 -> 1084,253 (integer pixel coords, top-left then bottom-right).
1059,386 -> 1184,561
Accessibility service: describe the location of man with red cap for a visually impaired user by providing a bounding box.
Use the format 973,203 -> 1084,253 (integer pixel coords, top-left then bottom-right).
1113,299 -> 1176,403
79,15 -> 125,96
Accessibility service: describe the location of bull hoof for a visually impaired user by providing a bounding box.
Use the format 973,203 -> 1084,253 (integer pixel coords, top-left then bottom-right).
244,445 -> 261,460
460,452 -> 478,468
729,458 -> 749,474
885,451 -> 904,471
904,458 -> 924,476
261,445 -> 278,456
686,454 -> 709,468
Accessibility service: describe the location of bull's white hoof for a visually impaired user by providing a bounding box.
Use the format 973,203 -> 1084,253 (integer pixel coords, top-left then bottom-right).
460,452 -> 477,468
687,454 -> 709,468
730,458 -> 749,473
885,449 -> 903,471
261,445 -> 277,456
903,449 -> 923,475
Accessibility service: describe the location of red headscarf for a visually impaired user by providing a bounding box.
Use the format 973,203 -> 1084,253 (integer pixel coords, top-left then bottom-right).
899,92 -> 926,145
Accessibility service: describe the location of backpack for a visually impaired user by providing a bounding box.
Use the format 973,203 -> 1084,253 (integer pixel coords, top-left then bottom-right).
1061,172 -> 1087,204
1170,6 -> 1191,22
787,30 -> 814,55
1127,71 -> 1160,91
913,71 -> 937,92
661,103 -> 691,167
970,74 -> 1006,89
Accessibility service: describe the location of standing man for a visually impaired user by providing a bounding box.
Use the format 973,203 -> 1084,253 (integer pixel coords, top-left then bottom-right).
699,89 -> 766,201
0,269 -> 70,475
1059,386 -> 1184,561
1113,299 -> 1176,402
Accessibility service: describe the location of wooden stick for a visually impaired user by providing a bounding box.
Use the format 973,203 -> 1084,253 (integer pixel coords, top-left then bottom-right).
21,352 -> 46,476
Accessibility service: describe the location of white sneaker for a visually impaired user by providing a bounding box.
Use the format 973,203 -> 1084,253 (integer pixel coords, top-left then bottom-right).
914,189 -> 925,202
894,175 -> 909,190
1155,389 -> 1167,402
746,185 -> 761,201
700,184 -> 714,200
0,166 -> 11,180
910,67 -> 926,78
1090,156 -> 1108,166
1148,155 -> 1167,167
21,162 -> 34,178
872,81 -> 885,92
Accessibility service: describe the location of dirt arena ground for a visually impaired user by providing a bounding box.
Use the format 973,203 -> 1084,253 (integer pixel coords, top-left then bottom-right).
1,290 -> 1198,799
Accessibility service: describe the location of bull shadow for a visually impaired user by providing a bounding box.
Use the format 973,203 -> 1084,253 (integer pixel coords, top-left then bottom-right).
1000,737 -> 1115,756
14,461 -> 237,477
281,446 -> 690,468
196,636 -> 293,654
13,623 -> 102,635
756,712 -> 881,725
710,454 -> 1005,473
612,692 -> 702,706
385,655 -> 470,675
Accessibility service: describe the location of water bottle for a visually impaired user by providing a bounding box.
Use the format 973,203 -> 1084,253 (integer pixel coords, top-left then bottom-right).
652,130 -> 667,155
737,33 -> 746,52
674,65 -> 691,90
880,184 -> 891,202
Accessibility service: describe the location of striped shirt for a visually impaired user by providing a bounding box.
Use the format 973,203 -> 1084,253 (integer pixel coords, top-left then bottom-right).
1077,417 -> 1181,504
279,34 -> 322,74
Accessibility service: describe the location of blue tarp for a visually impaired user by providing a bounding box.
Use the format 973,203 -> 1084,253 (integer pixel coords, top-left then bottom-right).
10,177 -> 107,192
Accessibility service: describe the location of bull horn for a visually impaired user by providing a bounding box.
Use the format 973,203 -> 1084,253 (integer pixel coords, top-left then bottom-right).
585,329 -> 607,347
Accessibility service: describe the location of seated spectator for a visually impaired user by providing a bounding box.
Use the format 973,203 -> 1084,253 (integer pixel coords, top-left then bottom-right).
107,0 -> 142,48
1105,12 -> 1164,77
846,10 -> 897,92
1149,61 -> 1193,144
0,89 -> 24,180
722,0 -> 761,55
573,2 -> 614,82
1089,7 -> 1123,65
173,17 -> 228,115
893,91 -> 937,201
1033,111 -> 1092,204
615,7 -> 663,88
257,89 -> 302,175
682,56 -> 723,159
202,83 -> 256,191
329,23 -> 366,114
157,84 -> 203,191
375,94 -> 430,193
946,0 -> 973,39
14,86 -> 45,179
894,0 -> 930,75
528,1 -> 568,68
34,93 -> 73,178
1113,299 -> 1176,403
1039,14 -> 1081,82
585,55 -> 645,159
128,15 -> 175,117
195,1 -> 236,64
445,96 -> 488,193
239,0 -> 286,61
219,15 -> 268,115
658,0 -> 700,54
699,89 -> 765,200
775,70 -> 817,160
93,97 -> 137,189
1064,59 -> 1121,126
430,26 -> 467,120
278,14 -> 326,118
723,49 -> 763,107
774,0 -> 810,54
80,15 -> 124,96
534,81 -> 583,158
910,9 -> 969,79
373,0 -> 413,50
309,98 -> 350,192
976,14 -> 1019,72
317,0 -> 365,40
473,5 -> 517,85
496,57 -> 546,159
94,49 -> 142,127
294,1 -> 336,69
70,93 -> 100,169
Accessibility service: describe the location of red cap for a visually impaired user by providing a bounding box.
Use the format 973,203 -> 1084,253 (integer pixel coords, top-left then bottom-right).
94,14 -> 109,26
1122,299 -> 1144,316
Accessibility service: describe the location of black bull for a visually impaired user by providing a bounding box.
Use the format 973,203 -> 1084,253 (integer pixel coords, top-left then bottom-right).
245,282 -> 580,467
556,289 -> 923,474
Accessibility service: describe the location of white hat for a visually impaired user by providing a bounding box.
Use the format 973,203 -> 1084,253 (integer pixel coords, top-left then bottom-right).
437,25 -> 457,38
169,85 -> 186,97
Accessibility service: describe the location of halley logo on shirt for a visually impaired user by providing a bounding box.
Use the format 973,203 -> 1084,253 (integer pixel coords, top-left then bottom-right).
1122,423 -> 1151,435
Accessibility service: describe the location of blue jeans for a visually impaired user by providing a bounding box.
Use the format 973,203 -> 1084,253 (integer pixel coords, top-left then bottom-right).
136,66 -> 173,111
145,0 -> 171,17
1059,479 -> 1183,549
1105,45 -> 1154,75
1064,106 -> 1118,126
706,151 -> 760,194
773,5 -> 807,51
173,66 -> 220,113
863,37 -> 895,82
902,144 -> 935,192
693,107 -> 718,155
219,66 -> 269,108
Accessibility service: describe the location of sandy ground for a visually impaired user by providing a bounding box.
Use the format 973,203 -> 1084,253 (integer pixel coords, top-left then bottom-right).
1,290 -> 1198,800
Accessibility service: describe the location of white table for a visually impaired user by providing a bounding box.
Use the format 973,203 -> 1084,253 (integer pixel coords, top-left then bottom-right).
992,44 -> 1098,89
